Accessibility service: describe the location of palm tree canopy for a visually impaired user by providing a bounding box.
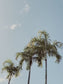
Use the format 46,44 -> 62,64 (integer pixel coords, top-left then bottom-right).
24,30 -> 63,63
16,45 -> 43,70
2,59 -> 20,79
16,30 -> 63,71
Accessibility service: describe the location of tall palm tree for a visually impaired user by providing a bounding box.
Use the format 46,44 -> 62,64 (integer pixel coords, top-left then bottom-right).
24,30 -> 63,84
2,59 -> 20,84
16,48 -> 39,84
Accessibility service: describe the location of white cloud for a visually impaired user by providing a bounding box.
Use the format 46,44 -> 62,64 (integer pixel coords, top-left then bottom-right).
10,24 -> 17,30
0,78 -> 5,82
10,24 -> 22,30
20,3 -> 30,14
1,24 -> 21,30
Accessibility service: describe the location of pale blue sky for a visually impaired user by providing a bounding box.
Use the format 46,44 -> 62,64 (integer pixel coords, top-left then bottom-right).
0,0 -> 63,84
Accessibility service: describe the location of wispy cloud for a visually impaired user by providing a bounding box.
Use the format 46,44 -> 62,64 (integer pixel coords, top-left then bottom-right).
10,24 -> 17,30
20,2 -> 30,14
1,24 -> 21,30
10,24 -> 21,30
0,78 -> 5,82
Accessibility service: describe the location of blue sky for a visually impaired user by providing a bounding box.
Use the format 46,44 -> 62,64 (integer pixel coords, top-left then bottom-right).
0,0 -> 63,84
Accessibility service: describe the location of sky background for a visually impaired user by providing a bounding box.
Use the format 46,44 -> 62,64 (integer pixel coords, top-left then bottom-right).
0,0 -> 63,84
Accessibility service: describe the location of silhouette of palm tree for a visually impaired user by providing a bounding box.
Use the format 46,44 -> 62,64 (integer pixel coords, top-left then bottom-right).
24,30 -> 63,84
2,59 -> 20,84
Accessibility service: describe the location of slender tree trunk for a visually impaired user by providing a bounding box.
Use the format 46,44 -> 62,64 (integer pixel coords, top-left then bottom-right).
8,76 -> 11,84
45,58 -> 47,84
28,67 -> 31,84
44,37 -> 47,84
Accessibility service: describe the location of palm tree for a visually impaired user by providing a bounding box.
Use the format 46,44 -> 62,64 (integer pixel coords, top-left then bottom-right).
16,48 -> 39,84
2,59 -> 20,84
24,30 -> 63,84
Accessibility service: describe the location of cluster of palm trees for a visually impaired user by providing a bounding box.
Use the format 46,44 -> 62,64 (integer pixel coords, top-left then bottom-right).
2,30 -> 63,84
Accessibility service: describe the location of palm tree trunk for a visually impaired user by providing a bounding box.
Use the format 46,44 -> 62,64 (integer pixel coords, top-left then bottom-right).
8,76 -> 11,84
28,67 -> 31,84
45,58 -> 47,84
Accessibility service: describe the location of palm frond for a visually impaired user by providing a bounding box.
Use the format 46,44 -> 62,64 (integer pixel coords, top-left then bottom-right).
2,66 -> 9,72
3,59 -> 14,66
38,30 -> 49,39
6,74 -> 10,79
53,40 -> 63,48
16,52 -> 22,60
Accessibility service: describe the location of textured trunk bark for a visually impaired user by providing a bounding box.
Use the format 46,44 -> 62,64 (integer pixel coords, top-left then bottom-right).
45,58 -> 47,84
28,67 -> 31,84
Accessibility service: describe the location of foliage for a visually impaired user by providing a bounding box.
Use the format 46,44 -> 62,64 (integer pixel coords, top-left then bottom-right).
2,59 -> 20,79
24,30 -> 63,63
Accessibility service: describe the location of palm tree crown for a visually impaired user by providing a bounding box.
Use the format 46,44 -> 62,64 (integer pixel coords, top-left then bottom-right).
25,31 -> 63,63
2,59 -> 20,84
